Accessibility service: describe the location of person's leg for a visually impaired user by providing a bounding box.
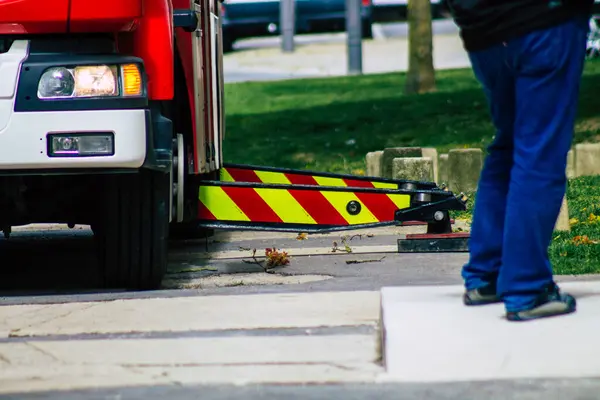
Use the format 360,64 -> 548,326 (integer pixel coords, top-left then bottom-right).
461,45 -> 516,305
500,15 -> 589,320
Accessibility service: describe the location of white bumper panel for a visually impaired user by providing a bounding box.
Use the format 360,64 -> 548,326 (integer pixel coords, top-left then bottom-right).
0,109 -> 147,169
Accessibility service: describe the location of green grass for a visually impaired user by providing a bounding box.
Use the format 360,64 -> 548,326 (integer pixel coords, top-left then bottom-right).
223,61 -> 600,275
551,176 -> 600,275
224,61 -> 600,174
447,176 -> 600,276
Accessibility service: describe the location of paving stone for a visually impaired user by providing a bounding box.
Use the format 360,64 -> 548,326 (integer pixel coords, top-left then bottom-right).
438,153 -> 449,185
566,149 -> 576,179
366,151 -> 384,177
575,143 -> 600,177
382,148 -> 422,179
392,157 -> 433,182
555,196 -> 570,232
447,149 -> 483,193
421,148 -> 439,183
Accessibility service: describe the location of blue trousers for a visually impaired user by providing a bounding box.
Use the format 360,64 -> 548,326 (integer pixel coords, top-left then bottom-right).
462,16 -> 589,312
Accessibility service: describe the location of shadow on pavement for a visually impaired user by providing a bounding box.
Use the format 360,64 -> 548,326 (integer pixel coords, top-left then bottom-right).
0,228 -> 107,296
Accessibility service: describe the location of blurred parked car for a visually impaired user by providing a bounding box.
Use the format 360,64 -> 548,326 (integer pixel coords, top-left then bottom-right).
221,0 -> 374,52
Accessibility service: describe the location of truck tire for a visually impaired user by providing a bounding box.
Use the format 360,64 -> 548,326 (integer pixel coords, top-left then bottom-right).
95,170 -> 170,290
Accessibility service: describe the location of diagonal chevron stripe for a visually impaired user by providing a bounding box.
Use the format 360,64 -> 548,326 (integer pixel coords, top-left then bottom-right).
199,186 -> 250,221
254,188 -> 317,224
221,168 -> 236,182
254,171 -> 292,185
312,176 -> 347,187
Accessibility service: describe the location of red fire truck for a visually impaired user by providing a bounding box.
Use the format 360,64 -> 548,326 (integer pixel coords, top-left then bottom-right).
0,0 -> 466,290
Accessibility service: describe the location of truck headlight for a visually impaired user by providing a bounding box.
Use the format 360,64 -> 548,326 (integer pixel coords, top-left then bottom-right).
37,64 -> 142,100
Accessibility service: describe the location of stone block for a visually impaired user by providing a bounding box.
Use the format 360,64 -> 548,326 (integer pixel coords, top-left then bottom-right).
554,196 -> 570,232
382,147 -> 422,178
575,143 -> 600,177
422,147 -> 439,183
392,157 -> 434,182
365,151 -> 384,177
438,153 -> 449,185
566,149 -> 576,179
448,148 -> 484,193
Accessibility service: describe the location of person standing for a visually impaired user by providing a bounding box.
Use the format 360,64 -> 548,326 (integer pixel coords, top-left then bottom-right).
444,0 -> 594,321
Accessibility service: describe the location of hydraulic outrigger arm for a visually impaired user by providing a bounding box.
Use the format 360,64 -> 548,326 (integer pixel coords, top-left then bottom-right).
196,164 -> 468,235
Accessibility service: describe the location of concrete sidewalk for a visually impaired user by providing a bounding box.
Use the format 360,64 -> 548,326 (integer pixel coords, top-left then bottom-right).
380,281 -> 600,383
0,291 -> 383,394
223,34 -> 470,82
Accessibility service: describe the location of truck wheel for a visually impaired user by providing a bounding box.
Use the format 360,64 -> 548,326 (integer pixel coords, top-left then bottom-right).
96,170 -> 170,290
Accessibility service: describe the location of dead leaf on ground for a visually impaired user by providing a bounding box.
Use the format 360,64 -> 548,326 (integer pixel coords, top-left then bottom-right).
296,232 -> 308,240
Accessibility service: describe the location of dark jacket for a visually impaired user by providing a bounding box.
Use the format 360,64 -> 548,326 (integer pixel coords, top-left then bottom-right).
445,0 -> 595,51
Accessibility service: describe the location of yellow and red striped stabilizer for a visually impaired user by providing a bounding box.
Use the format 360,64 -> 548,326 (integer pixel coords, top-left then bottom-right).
197,165 -> 455,233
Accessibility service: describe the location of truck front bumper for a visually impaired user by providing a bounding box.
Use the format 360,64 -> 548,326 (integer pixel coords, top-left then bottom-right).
0,109 -> 147,170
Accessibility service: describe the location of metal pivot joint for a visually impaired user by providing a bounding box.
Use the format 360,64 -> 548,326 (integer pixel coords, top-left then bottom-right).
395,195 -> 467,234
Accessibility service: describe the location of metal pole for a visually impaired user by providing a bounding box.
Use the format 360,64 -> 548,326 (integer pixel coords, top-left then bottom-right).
280,0 -> 295,53
345,0 -> 362,74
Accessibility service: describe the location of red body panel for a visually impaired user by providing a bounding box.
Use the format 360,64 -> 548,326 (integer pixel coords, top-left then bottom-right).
0,0 -> 69,33
69,0 -> 142,32
120,0 -> 174,101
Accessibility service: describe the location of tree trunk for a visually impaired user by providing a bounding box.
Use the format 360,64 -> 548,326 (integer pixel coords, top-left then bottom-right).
405,0 -> 436,94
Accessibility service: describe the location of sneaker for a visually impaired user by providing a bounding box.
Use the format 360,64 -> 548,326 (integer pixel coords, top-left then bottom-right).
506,282 -> 576,322
463,281 -> 502,306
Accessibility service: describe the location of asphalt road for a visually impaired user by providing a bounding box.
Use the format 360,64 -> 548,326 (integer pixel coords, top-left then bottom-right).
9,380 -> 600,400
223,19 -> 463,82
0,225 -> 467,304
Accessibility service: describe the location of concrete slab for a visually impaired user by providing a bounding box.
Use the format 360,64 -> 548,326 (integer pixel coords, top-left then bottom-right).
0,363 -> 380,395
2,291 -> 380,337
379,281 -> 600,383
17,334 -> 377,365
0,335 -> 381,394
